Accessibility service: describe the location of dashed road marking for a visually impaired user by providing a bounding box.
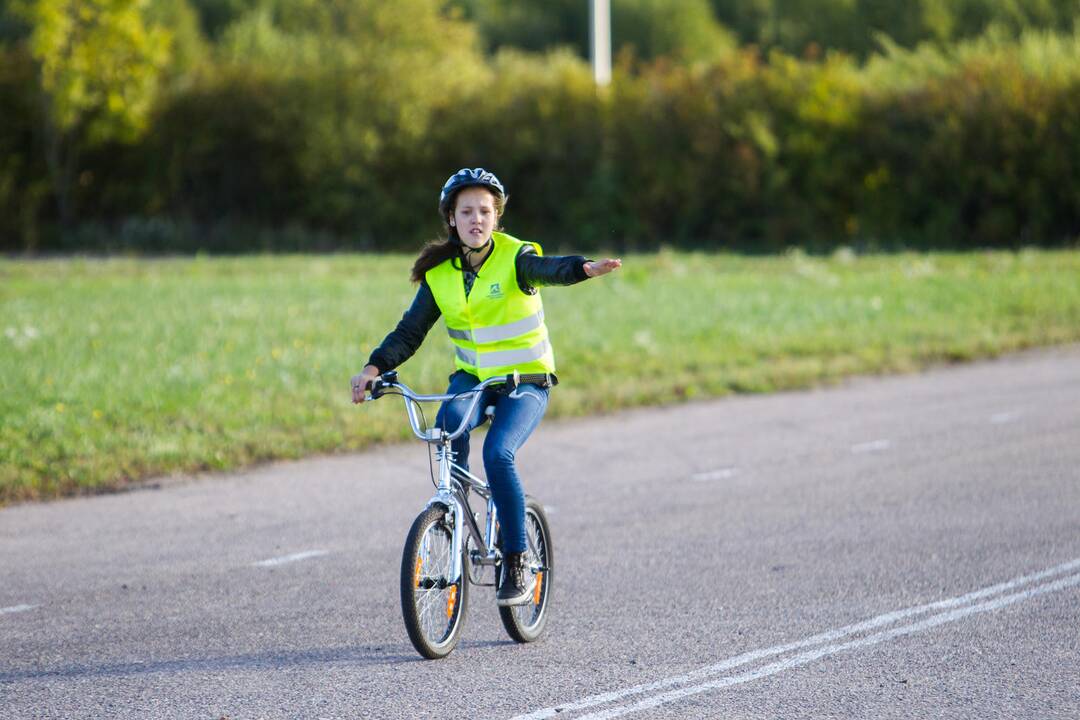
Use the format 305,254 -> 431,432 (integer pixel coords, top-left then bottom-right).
0,604 -> 38,615
252,550 -> 329,568
511,557 -> 1080,720
690,467 -> 738,482
851,439 -> 891,454
990,412 -> 1020,424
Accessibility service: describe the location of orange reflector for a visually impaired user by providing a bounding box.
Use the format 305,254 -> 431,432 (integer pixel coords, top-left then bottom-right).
446,585 -> 458,619
414,556 -> 423,588
533,571 -> 543,604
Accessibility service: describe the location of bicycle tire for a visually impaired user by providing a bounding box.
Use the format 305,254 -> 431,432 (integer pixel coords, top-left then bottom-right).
400,504 -> 469,659
498,496 -> 553,643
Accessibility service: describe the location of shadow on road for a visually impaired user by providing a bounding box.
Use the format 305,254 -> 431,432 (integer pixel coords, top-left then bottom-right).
0,644 -> 423,683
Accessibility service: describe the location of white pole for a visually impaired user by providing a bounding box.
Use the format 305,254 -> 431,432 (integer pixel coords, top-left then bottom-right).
590,0 -> 612,86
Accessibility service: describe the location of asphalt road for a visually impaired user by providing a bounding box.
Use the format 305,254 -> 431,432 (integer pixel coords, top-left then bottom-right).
2,347 -> 1079,719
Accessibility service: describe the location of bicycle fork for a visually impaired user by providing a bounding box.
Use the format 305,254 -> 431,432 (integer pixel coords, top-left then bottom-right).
427,442 -> 500,584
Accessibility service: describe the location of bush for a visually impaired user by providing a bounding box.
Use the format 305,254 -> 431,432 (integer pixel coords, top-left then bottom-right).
5,24 -> 1080,252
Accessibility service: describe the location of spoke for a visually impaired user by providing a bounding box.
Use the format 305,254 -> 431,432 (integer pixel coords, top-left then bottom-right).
416,588 -> 444,616
418,587 -> 449,637
525,522 -> 541,564
413,520 -> 458,643
513,513 -> 547,625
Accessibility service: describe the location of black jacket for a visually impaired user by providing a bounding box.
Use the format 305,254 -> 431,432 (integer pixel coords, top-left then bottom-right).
366,246 -> 590,373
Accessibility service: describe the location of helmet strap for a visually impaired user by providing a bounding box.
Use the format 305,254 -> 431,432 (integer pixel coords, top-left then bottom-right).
464,237 -> 492,254
461,236 -> 493,268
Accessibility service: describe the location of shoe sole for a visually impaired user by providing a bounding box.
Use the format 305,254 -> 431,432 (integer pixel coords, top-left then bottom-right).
496,583 -> 535,607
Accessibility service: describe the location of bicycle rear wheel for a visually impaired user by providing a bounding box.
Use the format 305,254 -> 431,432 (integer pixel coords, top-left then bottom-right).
498,496 -> 553,643
400,505 -> 469,659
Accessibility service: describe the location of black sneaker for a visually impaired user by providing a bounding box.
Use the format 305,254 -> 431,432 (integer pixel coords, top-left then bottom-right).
497,552 -> 535,606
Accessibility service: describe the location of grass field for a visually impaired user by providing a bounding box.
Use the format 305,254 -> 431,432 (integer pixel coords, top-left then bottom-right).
3,249 -> 1080,504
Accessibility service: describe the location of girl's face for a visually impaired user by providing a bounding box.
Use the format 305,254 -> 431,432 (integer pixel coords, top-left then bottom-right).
451,187 -> 498,249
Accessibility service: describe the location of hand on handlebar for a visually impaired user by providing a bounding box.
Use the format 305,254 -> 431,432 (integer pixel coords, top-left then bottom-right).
351,365 -> 381,404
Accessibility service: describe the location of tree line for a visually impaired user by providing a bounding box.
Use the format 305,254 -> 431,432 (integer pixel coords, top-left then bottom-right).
2,0 -> 1079,252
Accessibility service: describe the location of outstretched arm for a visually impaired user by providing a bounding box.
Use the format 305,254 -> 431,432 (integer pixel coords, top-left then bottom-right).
516,248 -> 622,292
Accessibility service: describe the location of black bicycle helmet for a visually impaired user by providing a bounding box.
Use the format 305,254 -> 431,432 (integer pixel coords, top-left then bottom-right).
438,167 -> 505,216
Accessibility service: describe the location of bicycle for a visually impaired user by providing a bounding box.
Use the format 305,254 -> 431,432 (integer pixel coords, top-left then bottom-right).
366,370 -> 554,659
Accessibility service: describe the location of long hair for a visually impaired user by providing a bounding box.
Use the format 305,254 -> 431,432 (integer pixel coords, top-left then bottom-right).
410,188 -> 508,282
410,240 -> 462,282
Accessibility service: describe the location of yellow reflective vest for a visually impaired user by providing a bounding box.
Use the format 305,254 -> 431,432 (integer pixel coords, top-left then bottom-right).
426,232 -> 556,381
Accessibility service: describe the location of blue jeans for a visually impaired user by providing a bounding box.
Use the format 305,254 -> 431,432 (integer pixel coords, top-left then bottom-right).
435,370 -> 549,554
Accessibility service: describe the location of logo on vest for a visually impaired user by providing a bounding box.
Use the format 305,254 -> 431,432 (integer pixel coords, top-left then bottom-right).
487,282 -> 504,299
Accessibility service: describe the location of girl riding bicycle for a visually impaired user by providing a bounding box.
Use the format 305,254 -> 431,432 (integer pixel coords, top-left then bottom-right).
352,167 -> 620,606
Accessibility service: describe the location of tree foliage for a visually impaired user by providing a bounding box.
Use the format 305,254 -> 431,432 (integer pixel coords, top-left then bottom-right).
21,0 -> 172,143
3,0 -> 1080,250
13,0 -> 172,233
708,0 -> 1080,57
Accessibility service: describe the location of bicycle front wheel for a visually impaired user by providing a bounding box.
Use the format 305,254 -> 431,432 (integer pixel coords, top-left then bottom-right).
400,504 -> 469,659
498,496 -> 553,643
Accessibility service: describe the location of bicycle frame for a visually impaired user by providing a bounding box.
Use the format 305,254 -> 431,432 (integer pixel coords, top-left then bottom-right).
371,374 -> 508,585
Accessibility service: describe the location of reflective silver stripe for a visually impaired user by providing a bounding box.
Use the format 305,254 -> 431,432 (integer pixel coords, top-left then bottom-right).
455,346 -> 477,366
445,310 -> 544,345
447,327 -> 471,341
472,310 -> 544,344
475,339 -> 551,369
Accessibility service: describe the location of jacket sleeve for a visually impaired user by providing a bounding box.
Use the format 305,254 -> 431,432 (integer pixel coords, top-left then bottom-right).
366,281 -> 442,372
515,246 -> 590,294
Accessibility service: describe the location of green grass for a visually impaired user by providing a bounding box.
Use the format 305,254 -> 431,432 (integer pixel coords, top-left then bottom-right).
3,249 -> 1080,504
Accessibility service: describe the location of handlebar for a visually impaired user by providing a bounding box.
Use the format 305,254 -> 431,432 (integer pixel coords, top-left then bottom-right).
364,370 -> 555,443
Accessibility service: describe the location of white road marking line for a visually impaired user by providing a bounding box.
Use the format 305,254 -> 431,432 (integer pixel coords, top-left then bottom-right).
510,556 -> 1080,720
690,467 -> 738,482
0,604 -> 38,615
851,439 -> 891,454
990,412 -> 1019,424
573,571 -> 1080,720
252,550 -> 329,567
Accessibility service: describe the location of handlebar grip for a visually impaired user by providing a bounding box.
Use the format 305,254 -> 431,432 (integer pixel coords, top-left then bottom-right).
369,379 -> 386,399
505,371 -> 557,389
518,373 -> 552,386
370,370 -> 398,399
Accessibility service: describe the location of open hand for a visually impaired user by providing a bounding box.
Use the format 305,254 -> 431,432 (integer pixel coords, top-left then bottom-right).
584,258 -> 622,278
